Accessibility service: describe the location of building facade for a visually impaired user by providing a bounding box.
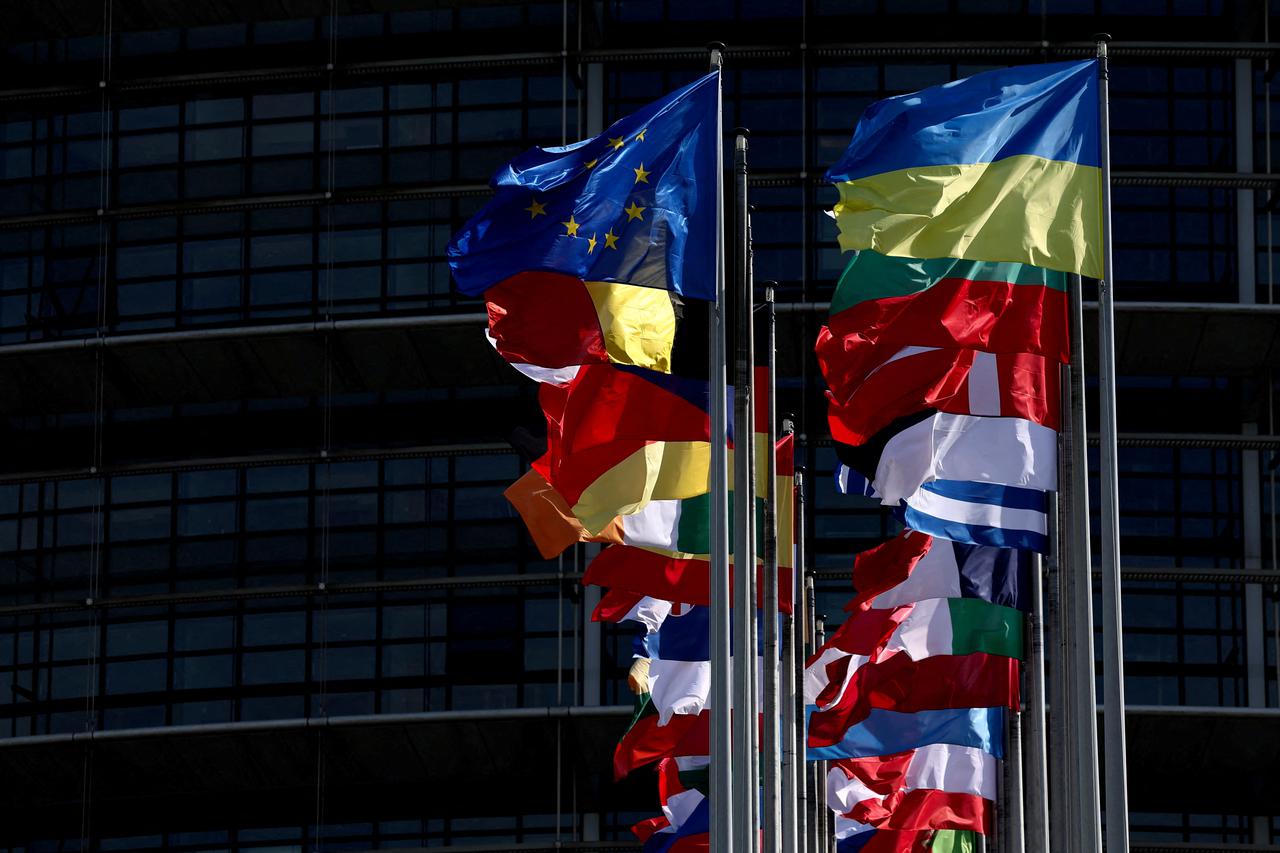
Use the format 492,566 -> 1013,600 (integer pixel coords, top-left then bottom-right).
0,1 -> 1277,850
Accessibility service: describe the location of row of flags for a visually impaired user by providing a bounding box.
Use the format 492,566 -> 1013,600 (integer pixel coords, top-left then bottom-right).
806,56 -> 1097,852
447,47 -> 1104,851
449,71 -> 735,851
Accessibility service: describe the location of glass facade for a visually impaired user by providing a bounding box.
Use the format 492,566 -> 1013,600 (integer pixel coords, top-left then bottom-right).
1,1 -> 1278,850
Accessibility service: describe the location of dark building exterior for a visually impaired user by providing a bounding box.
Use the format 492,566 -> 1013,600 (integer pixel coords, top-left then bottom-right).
0,1 -> 1277,850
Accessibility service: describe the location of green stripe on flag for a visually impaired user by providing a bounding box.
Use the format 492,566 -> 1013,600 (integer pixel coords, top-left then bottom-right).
947,598 -> 1025,660
927,830 -> 978,853
830,250 -> 1068,317
652,492 -> 771,556
677,766 -> 710,795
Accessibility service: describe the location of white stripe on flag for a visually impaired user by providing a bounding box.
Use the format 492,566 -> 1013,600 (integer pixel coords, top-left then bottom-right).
869,540 -> 963,609
827,766 -> 882,814
881,597 -> 952,661
804,646 -> 848,705
905,485 -> 1048,537
905,743 -> 998,799
621,499 -> 683,551
650,657 -> 766,724
484,330 -> 579,385
865,345 -> 941,379
967,351 -> 1001,416
875,413 -> 1057,504
621,596 -> 674,634
662,788 -> 705,829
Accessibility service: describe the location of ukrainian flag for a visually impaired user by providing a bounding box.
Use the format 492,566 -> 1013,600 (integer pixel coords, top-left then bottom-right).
826,60 -> 1102,279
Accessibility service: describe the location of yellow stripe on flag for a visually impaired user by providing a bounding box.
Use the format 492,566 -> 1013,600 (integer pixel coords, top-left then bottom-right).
832,154 -> 1102,279
583,280 -> 677,372
571,440 -> 710,535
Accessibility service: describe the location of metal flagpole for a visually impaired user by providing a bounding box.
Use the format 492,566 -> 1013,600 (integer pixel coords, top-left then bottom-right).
1006,710 -> 1026,853
732,126 -> 758,853
813,614 -> 828,853
1024,552 -> 1051,853
762,285 -> 782,853
1094,34 -> 1131,853
781,419 -> 799,853
707,43 -> 733,853
798,474 -> 813,853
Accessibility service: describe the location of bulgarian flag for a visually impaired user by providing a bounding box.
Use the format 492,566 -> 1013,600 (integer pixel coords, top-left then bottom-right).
827,744 -> 997,833
819,250 -> 1069,397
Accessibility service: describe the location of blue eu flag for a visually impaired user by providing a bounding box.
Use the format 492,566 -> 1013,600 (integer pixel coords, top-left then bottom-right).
448,71 -> 720,302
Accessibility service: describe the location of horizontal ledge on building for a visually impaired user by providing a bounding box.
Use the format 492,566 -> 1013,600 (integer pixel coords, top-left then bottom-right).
0,183 -> 493,231
0,570 -> 587,617
0,704 -> 633,750
2,41 -> 1279,102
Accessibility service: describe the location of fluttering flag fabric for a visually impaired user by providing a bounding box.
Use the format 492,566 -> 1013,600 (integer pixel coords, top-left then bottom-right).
806,652 -> 1020,747
824,345 -> 1060,445
819,251 -> 1069,393
836,466 -> 1050,555
534,362 -> 710,533
845,531 -> 1030,613
825,60 -> 1101,277
835,818 -> 977,853
827,744 -> 996,832
807,707 -> 1006,761
836,411 -> 1057,506
503,468 -> 624,559
634,757 -> 711,852
584,545 -> 794,613
484,272 -> 677,379
805,598 -> 1024,711
450,71 -> 720,301
593,590 -> 675,634
614,701 -> 710,779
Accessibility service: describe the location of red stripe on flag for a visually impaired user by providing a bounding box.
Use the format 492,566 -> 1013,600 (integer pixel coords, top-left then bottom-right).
822,276 -> 1069,392
584,545 -> 794,613
847,531 -> 935,612
807,653 -> 1021,747
485,270 -> 609,369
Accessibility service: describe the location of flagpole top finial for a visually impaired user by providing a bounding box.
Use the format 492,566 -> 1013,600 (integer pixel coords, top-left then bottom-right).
734,127 -> 751,138
1093,32 -> 1112,43
708,41 -> 726,53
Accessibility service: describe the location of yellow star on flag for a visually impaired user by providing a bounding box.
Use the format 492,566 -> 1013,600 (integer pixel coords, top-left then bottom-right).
587,233 -> 598,254
623,201 -> 646,222
608,136 -> 625,150
524,198 -> 547,219
585,158 -> 598,169
635,128 -> 647,141
633,163 -> 651,184
562,215 -> 580,236
603,229 -> 619,250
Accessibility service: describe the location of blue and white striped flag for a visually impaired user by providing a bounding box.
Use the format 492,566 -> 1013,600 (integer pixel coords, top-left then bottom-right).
834,463 -> 1049,553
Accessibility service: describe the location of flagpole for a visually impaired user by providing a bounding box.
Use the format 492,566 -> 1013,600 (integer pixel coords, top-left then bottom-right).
799,485 -> 813,853
1024,552 -> 1051,853
1094,33 -> 1132,853
707,42 -> 734,853
732,125 -> 758,853
762,284 -> 783,853
781,418 -> 800,853
1006,709 -> 1026,853
813,614 -> 828,853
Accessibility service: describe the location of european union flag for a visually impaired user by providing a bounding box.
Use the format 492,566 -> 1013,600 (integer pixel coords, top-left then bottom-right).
448,71 -> 720,302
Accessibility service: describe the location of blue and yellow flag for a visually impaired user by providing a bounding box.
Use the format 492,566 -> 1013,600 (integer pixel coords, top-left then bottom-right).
449,71 -> 720,301
826,60 -> 1101,278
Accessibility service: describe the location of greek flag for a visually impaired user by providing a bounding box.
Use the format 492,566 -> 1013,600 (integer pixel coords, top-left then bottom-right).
835,464 -> 1049,554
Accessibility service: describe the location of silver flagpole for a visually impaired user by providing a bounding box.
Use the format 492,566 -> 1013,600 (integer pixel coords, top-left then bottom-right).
1094,34 -> 1132,853
814,614 -> 828,853
798,476 -> 813,853
762,285 -> 782,853
1024,552 -> 1051,853
732,126 -> 758,853
781,420 -> 799,853
707,43 -> 733,853
1006,711 -> 1026,853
